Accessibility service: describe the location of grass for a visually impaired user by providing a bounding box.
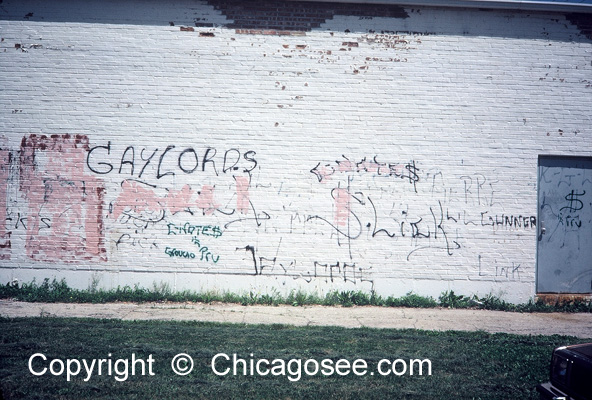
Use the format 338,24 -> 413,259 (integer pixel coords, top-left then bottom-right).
1,317 -> 589,399
1,278 -> 591,313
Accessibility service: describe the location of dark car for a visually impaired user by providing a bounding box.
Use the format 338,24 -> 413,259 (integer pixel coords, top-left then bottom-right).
537,343 -> 592,400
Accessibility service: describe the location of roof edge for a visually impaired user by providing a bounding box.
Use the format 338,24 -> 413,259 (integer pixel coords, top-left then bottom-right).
288,0 -> 592,13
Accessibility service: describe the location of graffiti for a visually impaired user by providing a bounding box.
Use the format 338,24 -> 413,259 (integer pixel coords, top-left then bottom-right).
232,244 -> 372,285
237,245 -> 274,275
310,155 -> 419,191
234,240 -> 302,277
400,200 -> 462,260
110,178 -> 265,230
558,190 -> 586,228
333,186 -> 351,227
497,263 -> 522,280
111,180 -> 193,223
459,174 -> 498,207
167,222 -> 223,238
86,142 -> 258,178
479,212 -> 537,230
306,155 -> 545,268
235,176 -> 251,215
313,261 -> 372,285
195,185 -> 220,215
2,134 -> 561,291
98,140 -> 268,268
560,190 -> 585,212
115,233 -> 158,250
478,255 -> 523,280
162,222 -> 221,263
165,246 -> 195,259
307,190 -> 461,260
18,134 -> 107,262
6,213 -> 52,231
222,206 -> 271,229
110,179 -> 266,232
558,213 -> 582,228
191,236 -> 220,263
0,148 -> 12,259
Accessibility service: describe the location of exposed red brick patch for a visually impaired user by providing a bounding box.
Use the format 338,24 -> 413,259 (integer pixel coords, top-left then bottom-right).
536,293 -> 592,306
235,29 -> 305,36
0,148 -> 12,260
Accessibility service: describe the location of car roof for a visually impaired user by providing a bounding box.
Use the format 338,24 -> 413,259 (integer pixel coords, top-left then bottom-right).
567,343 -> 592,360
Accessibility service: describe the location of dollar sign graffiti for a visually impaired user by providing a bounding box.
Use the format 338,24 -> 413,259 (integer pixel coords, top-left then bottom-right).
560,190 -> 585,212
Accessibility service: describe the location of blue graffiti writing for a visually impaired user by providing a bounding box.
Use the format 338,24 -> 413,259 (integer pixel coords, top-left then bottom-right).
164,247 -> 195,259
167,222 -> 222,238
192,237 -> 220,263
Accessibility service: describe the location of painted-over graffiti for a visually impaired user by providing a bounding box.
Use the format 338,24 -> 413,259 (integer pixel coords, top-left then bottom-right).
1,136 -> 542,287
306,156 -> 536,265
15,135 -> 106,262
310,155 -> 420,191
0,148 -> 13,260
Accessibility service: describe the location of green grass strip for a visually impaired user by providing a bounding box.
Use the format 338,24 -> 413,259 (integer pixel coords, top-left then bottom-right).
1,317 -> 590,399
1,278 -> 591,312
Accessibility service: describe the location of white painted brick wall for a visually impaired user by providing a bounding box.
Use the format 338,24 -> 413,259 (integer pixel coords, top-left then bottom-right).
1,0 -> 591,303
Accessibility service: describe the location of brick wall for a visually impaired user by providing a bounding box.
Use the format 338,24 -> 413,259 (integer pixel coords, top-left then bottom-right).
1,0 -> 591,303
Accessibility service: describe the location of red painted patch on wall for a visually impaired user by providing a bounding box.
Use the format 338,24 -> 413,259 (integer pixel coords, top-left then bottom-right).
333,187 -> 351,227
235,176 -> 250,214
196,185 -> 220,215
0,148 -> 12,260
19,134 -> 107,262
112,180 -> 193,219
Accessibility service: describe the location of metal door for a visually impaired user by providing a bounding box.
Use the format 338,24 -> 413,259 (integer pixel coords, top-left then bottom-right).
537,156 -> 592,294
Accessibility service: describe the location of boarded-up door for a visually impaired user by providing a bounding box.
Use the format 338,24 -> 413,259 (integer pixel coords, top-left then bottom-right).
537,156 -> 592,293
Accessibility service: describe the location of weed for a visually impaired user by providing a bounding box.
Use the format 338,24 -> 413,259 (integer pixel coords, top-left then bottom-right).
399,292 -> 438,308
438,290 -> 473,308
1,279 -> 590,313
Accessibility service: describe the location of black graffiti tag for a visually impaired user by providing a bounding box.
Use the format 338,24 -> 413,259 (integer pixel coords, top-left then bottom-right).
560,190 -> 585,212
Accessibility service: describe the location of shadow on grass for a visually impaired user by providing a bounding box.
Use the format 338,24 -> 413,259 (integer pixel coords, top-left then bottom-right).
0,317 -> 590,399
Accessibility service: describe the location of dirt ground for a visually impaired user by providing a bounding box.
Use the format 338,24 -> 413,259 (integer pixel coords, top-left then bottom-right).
2,300 -> 592,339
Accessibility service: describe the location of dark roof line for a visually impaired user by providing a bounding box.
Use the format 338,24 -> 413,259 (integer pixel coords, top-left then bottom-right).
291,0 -> 592,13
